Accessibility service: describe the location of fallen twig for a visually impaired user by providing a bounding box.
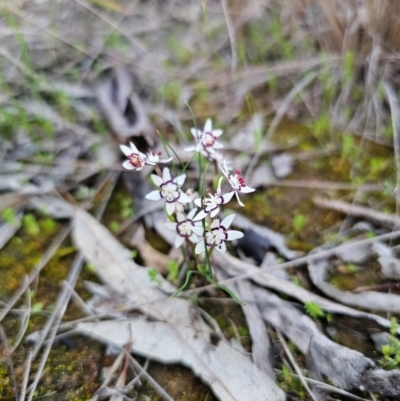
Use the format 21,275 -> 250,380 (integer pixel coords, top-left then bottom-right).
313,197 -> 400,229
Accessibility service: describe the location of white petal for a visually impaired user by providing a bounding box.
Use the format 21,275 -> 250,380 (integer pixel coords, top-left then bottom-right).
146,191 -> 161,201
210,219 -> 220,229
122,160 -> 134,170
213,142 -> 224,149
120,144 -> 132,156
184,145 -> 196,152
176,212 -> 185,223
175,235 -> 185,248
235,191 -> 245,207
160,157 -> 173,163
179,192 -> 192,203
136,165 -> 144,171
192,226 -> 204,236
165,202 -> 175,215
188,233 -> 199,243
204,119 -> 212,133
129,142 -> 140,153
191,128 -> 201,139
194,198 -> 202,207
221,191 -> 234,204
216,177 -> 223,194
187,208 -> 197,220
193,210 -> 208,221
163,168 -> 171,182
195,240 -> 206,254
218,161 -> 229,177
164,222 -> 177,231
215,241 -> 226,253
226,230 -> 243,241
221,214 -> 235,229
174,174 -> 186,186
210,207 -> 220,218
240,186 -> 255,193
151,174 -> 163,187
146,161 -> 157,166
212,129 -> 223,138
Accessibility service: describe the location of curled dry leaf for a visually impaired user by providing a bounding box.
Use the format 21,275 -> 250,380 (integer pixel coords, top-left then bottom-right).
308,257 -> 400,312
213,252 -> 400,334
373,242 -> 400,280
72,208 -> 285,401
254,287 -> 400,396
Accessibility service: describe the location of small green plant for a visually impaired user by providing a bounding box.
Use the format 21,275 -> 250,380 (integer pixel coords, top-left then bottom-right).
304,301 -> 332,322
279,366 -> 307,399
31,302 -> 44,314
304,301 -> 325,319
23,214 -> 40,236
380,319 -> 400,370
341,133 -> 355,159
342,50 -> 355,83
40,218 -> 56,234
312,110 -> 331,137
148,268 -> 162,285
345,263 -> 358,274
293,214 -> 306,233
167,260 -> 179,282
109,221 -> 120,233
120,198 -> 133,219
2,208 -> 17,225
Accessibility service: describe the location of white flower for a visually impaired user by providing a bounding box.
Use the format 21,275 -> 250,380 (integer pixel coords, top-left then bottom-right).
165,209 -> 204,247
195,214 -> 243,254
145,151 -> 173,165
175,188 -> 199,213
120,142 -> 146,171
185,119 -> 224,159
120,143 -> 173,171
193,177 -> 234,221
145,168 -> 192,215
218,160 -> 255,206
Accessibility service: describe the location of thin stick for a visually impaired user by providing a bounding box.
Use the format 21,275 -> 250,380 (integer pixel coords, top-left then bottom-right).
276,330 -> 319,401
220,0 -> 237,71
313,197 -> 400,229
11,276 -> 31,352
0,325 -> 19,401
125,353 -> 175,401
19,350 -> 33,401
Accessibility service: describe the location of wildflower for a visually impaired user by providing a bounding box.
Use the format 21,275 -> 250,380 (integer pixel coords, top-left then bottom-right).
175,188 -> 199,213
185,119 -> 224,159
218,160 -> 255,206
145,168 -> 191,215
145,151 -> 173,165
165,209 -> 204,247
120,142 -> 146,171
193,177 -> 234,221
195,214 -> 243,254
121,142 -> 173,171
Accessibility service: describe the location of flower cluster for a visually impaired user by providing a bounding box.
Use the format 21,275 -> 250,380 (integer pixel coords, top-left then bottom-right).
120,119 -> 256,255
120,142 -> 172,171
